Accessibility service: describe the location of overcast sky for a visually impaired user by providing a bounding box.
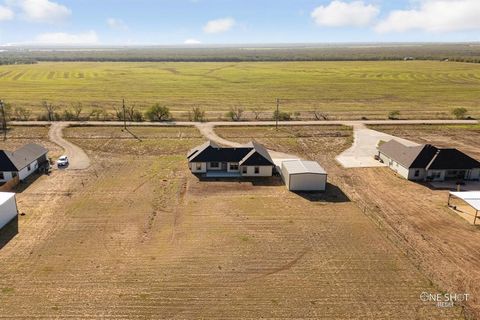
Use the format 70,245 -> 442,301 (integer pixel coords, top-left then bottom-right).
0,0 -> 479,45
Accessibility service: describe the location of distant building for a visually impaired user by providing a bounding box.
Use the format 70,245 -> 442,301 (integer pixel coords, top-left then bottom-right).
187,141 -> 274,177
377,140 -> 480,182
0,144 -> 49,183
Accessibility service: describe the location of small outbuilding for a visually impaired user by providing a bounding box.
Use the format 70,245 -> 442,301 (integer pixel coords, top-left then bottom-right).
0,192 -> 18,230
281,160 -> 327,192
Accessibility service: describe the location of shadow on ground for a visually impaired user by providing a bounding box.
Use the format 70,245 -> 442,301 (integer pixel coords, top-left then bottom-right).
0,217 -> 18,250
14,173 -> 44,193
293,183 -> 350,203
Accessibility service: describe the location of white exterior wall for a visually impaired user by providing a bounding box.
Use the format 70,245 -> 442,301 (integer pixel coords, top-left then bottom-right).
288,173 -> 327,191
0,172 -> 14,183
469,168 -> 480,180
407,168 -> 427,181
379,152 -> 410,180
0,194 -> 18,229
190,162 -> 207,173
241,166 -> 272,177
18,160 -> 38,181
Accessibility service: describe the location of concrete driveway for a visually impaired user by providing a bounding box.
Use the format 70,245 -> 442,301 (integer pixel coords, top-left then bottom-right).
336,124 -> 419,168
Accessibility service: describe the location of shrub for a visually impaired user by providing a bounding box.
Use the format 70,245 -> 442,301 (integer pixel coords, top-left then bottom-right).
188,106 -> 205,122
388,110 -> 400,120
273,110 -> 291,121
226,106 -> 244,121
145,104 -> 171,121
452,107 -> 468,119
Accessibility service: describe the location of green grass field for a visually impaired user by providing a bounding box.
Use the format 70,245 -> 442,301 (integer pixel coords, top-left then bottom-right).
0,61 -> 479,119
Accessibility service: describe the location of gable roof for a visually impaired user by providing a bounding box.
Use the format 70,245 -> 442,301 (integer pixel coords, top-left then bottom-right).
187,140 -> 274,166
0,144 -> 48,171
187,140 -> 219,160
427,149 -> 480,170
282,160 -> 327,175
239,141 -> 274,166
378,140 -> 480,170
378,140 -> 431,169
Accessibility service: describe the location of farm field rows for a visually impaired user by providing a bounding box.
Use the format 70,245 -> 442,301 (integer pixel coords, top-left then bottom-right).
216,124 -> 480,318
0,61 -> 479,119
0,125 -> 463,318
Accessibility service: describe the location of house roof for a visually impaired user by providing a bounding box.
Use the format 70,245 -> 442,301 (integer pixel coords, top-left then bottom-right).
0,144 -> 48,171
427,149 -> 480,170
188,140 -> 274,166
187,140 -> 219,160
378,140 -> 431,169
239,141 -> 274,166
282,160 -> 327,175
378,140 -> 480,170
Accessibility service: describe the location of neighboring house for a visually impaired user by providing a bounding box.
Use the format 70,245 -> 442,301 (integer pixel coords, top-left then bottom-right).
377,140 -> 480,182
0,144 -> 49,183
187,140 -> 274,177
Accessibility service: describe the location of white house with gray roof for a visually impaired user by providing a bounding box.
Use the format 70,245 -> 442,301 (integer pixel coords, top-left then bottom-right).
378,140 -> 480,182
0,144 -> 49,183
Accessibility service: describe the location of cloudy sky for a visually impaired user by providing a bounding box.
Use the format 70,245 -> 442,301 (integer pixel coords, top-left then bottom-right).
0,0 -> 479,45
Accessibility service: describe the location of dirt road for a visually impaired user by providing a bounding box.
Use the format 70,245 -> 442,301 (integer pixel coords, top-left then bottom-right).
48,123 -> 91,170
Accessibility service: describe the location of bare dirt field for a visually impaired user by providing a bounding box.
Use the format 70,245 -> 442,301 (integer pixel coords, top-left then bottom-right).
217,124 -> 480,318
0,125 -> 465,318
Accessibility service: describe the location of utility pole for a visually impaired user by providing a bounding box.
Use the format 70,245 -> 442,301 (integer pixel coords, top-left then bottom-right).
122,98 -> 127,129
0,100 -> 6,141
276,98 -> 280,130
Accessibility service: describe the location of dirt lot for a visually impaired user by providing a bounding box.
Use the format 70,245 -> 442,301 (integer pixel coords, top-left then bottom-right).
217,125 -> 480,318
0,125 -> 464,318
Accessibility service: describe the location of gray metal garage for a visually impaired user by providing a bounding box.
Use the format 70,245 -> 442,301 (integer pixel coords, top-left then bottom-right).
0,192 -> 18,230
281,160 -> 327,192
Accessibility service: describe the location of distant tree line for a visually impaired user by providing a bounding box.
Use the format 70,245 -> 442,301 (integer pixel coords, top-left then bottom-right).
2,44 -> 480,63
0,100 -> 474,123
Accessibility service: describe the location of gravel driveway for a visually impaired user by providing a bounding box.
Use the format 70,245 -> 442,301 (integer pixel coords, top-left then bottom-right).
48,123 -> 91,170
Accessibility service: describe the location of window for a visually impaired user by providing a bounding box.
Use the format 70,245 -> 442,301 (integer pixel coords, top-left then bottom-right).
196,163 -> 202,170
414,170 -> 420,177
27,164 -> 31,171
0,172 -> 4,180
230,164 -> 239,171
210,162 -> 220,168
242,166 -> 247,174
254,167 -> 260,174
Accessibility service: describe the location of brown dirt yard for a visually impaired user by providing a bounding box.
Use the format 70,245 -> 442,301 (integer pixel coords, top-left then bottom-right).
217,124 -> 480,318
0,125 -> 465,318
